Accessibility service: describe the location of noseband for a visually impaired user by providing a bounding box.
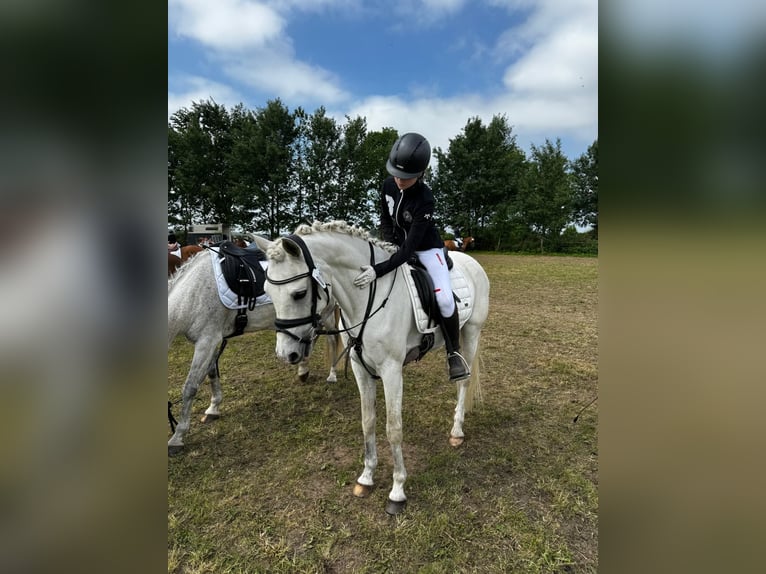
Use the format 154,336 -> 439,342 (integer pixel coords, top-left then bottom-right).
265,234 -> 330,356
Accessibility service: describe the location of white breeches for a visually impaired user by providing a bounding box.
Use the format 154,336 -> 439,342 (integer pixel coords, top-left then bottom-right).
415,247 -> 455,317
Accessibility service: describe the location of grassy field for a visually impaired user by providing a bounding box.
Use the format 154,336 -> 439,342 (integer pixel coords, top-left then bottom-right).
168,252 -> 598,573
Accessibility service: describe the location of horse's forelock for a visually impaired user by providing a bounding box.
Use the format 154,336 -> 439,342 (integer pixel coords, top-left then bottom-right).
266,241 -> 286,262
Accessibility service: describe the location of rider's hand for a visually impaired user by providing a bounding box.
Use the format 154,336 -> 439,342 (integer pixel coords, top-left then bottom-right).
353,265 -> 376,288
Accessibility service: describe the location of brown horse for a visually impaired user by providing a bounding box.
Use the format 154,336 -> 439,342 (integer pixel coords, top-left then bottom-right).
168,253 -> 182,277
444,236 -> 474,252
181,244 -> 203,261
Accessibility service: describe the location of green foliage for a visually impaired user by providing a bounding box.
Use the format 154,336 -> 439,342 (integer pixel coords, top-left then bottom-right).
169,100 -> 395,238
168,99 -> 597,253
571,140 -> 599,238
432,114 -> 525,238
517,139 -> 575,253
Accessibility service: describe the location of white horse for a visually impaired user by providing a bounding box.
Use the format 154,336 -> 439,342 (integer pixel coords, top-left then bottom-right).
167,247 -> 340,456
253,220 -> 490,515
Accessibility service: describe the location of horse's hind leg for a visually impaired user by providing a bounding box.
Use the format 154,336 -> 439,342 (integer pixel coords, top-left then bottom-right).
201,340 -> 226,423
449,324 -> 482,447
168,337 -> 218,456
202,358 -> 222,423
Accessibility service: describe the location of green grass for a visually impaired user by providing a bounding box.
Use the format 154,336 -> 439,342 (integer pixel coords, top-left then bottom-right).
169,253 -> 598,573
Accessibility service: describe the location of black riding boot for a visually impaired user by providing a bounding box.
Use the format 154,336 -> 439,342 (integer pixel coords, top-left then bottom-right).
441,307 -> 470,381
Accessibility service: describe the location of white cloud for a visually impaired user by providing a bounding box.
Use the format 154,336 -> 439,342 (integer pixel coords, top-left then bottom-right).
343,0 -> 597,157
344,94 -> 486,157
503,19 -> 597,95
169,0 -> 349,108
225,52 -> 350,104
169,0 -> 284,51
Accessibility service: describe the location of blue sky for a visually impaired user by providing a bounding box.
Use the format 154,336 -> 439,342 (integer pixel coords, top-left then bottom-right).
168,0 -> 597,160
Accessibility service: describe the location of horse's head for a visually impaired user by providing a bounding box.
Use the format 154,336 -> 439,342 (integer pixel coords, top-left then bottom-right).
463,237 -> 475,250
253,234 -> 334,366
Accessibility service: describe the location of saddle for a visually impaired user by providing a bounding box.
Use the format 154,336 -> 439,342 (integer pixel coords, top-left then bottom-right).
217,241 -> 267,301
402,249 -> 473,363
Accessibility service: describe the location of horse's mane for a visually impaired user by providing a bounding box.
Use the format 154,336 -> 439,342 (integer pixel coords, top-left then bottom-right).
267,220 -> 397,261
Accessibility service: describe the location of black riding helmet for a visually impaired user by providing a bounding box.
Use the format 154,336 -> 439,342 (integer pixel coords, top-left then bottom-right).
386,132 -> 431,179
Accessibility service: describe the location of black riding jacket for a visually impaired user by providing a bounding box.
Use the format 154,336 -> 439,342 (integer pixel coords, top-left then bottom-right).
373,176 -> 444,277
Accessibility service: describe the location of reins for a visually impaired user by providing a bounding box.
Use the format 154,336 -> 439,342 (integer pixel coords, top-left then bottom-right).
315,242 -> 398,379
337,242 -> 396,379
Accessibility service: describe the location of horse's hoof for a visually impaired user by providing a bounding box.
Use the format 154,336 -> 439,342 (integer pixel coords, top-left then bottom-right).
449,435 -> 464,447
168,444 -> 184,456
298,371 -> 310,383
385,498 -> 407,515
201,413 -> 220,423
353,482 -> 373,498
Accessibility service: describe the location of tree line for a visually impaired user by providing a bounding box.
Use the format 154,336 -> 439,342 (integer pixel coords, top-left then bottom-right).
168,98 -> 597,253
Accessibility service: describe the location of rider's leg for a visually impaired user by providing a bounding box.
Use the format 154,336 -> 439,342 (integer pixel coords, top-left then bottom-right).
415,249 -> 470,381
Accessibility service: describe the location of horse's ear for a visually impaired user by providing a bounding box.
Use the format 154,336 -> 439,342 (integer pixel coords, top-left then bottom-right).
281,237 -> 302,258
251,235 -> 273,252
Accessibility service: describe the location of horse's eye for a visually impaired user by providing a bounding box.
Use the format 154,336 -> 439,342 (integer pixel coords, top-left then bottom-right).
292,290 -> 308,300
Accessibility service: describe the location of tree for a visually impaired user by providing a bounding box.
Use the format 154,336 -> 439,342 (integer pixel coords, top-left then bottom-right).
297,107 -> 341,223
432,115 -> 525,239
334,116 -> 369,225
248,99 -> 299,237
167,100 -> 235,228
228,104 -> 266,231
517,139 -> 574,253
358,127 -> 399,231
571,139 -> 598,238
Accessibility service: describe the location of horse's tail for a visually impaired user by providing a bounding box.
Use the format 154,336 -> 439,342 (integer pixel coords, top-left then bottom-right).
463,339 -> 483,413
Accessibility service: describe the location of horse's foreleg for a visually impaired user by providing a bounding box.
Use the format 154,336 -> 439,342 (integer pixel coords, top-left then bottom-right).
297,357 -> 310,382
168,339 -> 218,455
382,369 -> 407,514
352,368 -> 377,498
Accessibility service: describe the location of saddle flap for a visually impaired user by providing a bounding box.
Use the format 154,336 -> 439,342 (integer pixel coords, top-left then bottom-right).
403,263 -> 473,334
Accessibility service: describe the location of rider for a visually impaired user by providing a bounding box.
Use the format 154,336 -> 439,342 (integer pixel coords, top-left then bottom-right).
353,132 -> 469,381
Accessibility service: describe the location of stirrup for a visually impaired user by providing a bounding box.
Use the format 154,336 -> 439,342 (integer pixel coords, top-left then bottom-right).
447,352 -> 470,381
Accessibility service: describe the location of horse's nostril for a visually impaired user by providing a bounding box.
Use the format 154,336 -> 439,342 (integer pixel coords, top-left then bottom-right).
288,352 -> 301,364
